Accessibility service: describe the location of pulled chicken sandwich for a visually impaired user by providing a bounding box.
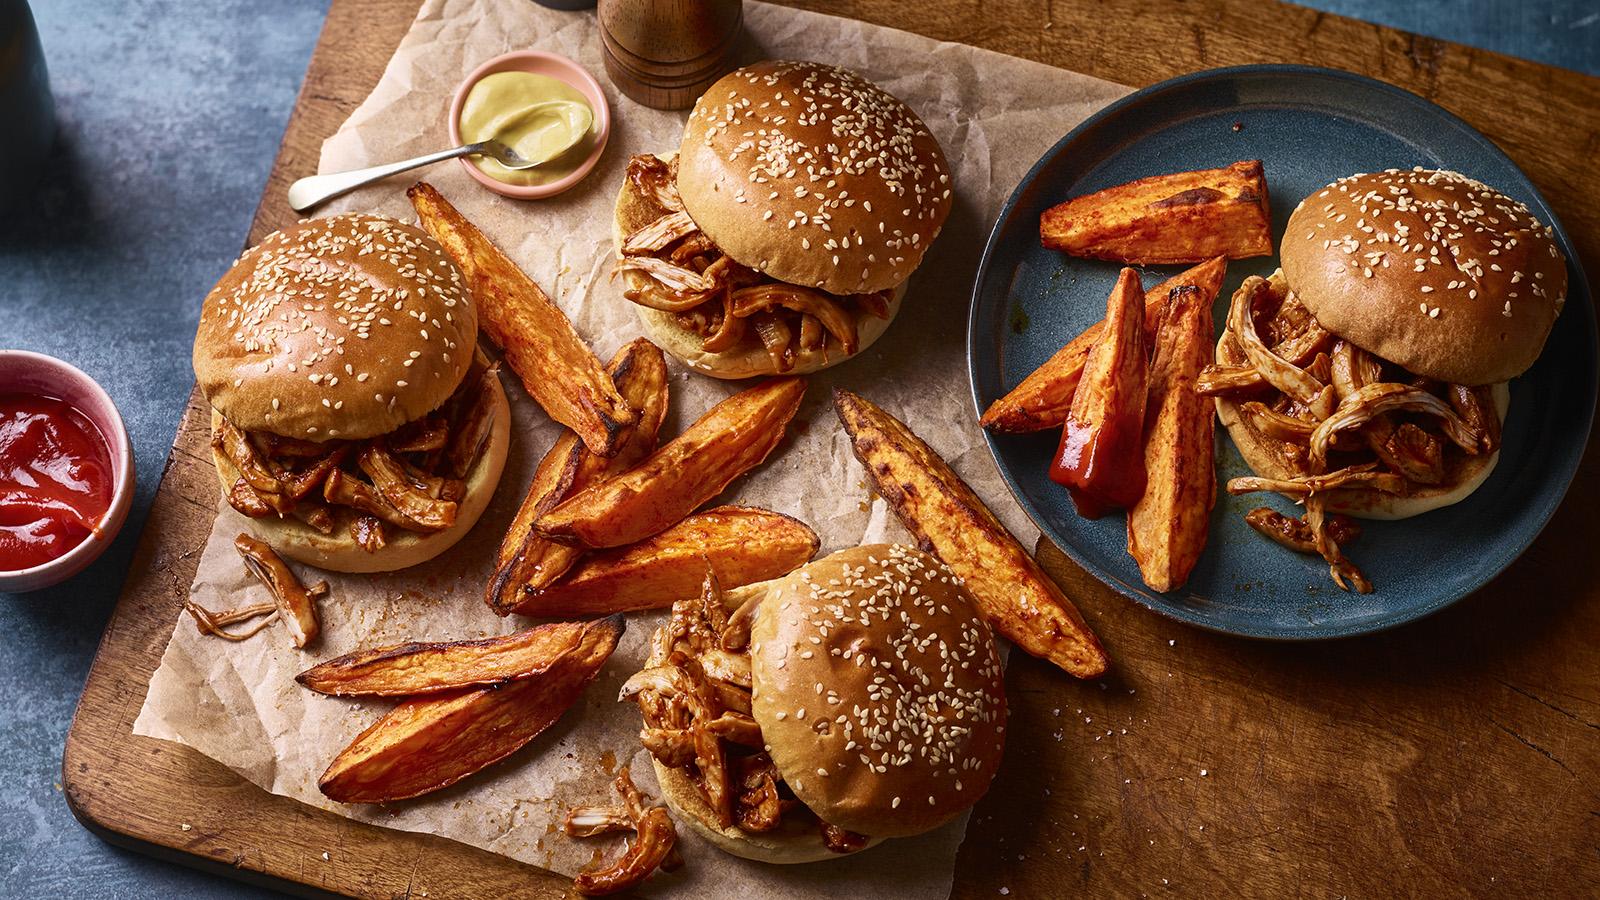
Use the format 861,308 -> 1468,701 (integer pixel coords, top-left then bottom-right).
621,544 -> 1006,863
1204,168 -> 1567,591
193,213 -> 510,573
613,60 -> 953,379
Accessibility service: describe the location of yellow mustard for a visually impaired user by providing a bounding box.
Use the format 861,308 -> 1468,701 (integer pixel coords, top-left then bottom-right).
458,71 -> 594,186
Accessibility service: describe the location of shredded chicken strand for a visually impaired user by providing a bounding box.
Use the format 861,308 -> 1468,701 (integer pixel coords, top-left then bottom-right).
613,255 -> 718,294
228,478 -> 273,518
289,500 -> 336,535
627,154 -> 683,213
389,418 -> 448,455
1308,495 -> 1373,593
184,598 -> 278,641
822,824 -> 872,854
1239,401 -> 1316,443
623,210 -> 699,256
751,311 -> 795,372
702,712 -> 763,747
443,363 -> 498,479
700,287 -> 748,353
734,754 -> 784,833
1228,276 -> 1335,417
698,647 -> 752,688
357,446 -> 458,532
1196,364 -> 1263,396
1227,462 -> 1407,498
1449,383 -> 1502,454
567,767 -> 680,897
720,590 -> 760,651
1245,507 -> 1361,553
1308,383 -> 1482,471
235,532 -> 325,648
730,283 -> 859,355
564,807 -> 634,838
351,514 -> 387,553
1372,420 -> 1445,485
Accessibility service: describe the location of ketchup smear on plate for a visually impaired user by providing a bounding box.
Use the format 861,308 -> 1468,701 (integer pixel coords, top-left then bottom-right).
0,393 -> 114,571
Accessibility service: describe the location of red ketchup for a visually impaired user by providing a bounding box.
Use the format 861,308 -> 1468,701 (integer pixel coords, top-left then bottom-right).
1048,267 -> 1149,518
1050,407 -> 1148,519
0,393 -> 114,571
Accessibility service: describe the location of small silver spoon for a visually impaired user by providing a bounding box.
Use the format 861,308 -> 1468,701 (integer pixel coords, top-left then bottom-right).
287,139 -> 541,213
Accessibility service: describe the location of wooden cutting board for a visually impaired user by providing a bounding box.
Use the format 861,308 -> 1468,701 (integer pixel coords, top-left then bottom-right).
63,1 -> 1600,896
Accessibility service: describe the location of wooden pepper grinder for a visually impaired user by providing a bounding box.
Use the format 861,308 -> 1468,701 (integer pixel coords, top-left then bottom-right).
598,0 -> 743,110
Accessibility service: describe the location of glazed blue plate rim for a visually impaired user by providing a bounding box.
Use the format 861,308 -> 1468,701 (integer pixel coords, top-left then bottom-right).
966,64 -> 1597,641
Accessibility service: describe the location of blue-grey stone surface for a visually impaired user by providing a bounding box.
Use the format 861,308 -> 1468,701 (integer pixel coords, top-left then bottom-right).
0,0 -> 1591,895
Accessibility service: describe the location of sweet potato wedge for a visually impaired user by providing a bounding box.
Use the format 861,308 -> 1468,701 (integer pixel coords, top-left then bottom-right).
536,377 -> 806,549
408,182 -> 635,457
1127,283 -> 1217,592
296,619 -> 591,697
318,615 -> 623,804
486,339 -> 670,614
834,389 -> 1109,679
981,257 -> 1226,433
509,506 -> 818,617
1051,267 -> 1148,517
1040,161 -> 1271,264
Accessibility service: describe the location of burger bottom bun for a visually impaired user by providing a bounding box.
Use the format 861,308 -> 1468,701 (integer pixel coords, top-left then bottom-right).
1216,373 -> 1509,520
650,758 -> 883,864
210,375 -> 510,572
629,282 -> 903,380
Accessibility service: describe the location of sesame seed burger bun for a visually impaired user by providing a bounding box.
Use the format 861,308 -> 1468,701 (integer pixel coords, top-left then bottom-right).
193,213 -> 478,441
645,545 -> 1005,862
613,156 -> 903,379
1282,169 -> 1567,386
1214,360 -> 1507,519
679,60 -> 952,297
209,372 -> 508,573
750,545 -> 1006,840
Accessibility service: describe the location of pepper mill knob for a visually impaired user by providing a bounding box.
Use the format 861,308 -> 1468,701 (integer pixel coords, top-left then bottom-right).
597,0 -> 743,110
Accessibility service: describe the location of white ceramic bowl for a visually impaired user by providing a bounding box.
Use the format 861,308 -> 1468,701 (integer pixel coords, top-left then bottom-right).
0,350 -> 135,593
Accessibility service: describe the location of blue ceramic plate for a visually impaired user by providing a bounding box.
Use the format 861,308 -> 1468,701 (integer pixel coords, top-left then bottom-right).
968,65 -> 1596,639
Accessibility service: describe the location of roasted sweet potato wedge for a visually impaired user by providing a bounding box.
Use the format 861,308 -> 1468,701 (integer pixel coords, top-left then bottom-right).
486,339 -> 670,614
1040,161 -> 1271,264
1050,268 -> 1148,517
318,615 -> 623,804
408,182 -> 635,457
1127,283 -> 1217,592
980,257 -> 1226,433
536,377 -> 806,549
296,619 -> 591,697
834,389 -> 1109,679
510,506 -> 818,617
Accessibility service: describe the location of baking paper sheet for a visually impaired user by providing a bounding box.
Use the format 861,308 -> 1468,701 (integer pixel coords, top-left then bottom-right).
134,1 -> 1129,895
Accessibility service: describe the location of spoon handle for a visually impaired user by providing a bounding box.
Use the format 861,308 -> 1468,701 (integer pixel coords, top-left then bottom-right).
286,144 -> 481,213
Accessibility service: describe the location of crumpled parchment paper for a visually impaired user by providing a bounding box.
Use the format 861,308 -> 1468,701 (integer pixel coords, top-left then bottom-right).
134,2 -> 1128,895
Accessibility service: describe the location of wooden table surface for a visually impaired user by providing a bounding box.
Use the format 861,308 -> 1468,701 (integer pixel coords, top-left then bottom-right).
63,0 -> 1600,896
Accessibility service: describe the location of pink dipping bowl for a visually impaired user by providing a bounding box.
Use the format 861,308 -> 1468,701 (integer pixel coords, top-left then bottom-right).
0,350 -> 135,593
448,50 -> 612,200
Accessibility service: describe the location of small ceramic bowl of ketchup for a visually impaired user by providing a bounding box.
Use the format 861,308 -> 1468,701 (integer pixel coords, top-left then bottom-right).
0,350 -> 134,593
